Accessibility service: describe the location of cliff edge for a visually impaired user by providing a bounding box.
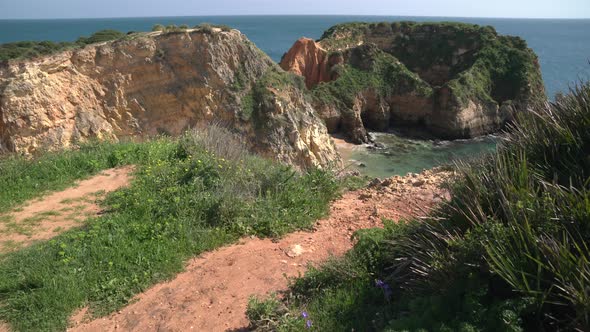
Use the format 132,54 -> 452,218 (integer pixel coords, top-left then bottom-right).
0,28 -> 339,169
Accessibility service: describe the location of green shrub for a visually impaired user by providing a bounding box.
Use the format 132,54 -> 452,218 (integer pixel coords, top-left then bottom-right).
196,23 -> 214,34
80,30 -> 124,44
0,29 -> 124,61
152,24 -> 165,32
380,81 -> 590,331
194,23 -> 233,34
0,40 -> 75,61
0,129 -> 339,331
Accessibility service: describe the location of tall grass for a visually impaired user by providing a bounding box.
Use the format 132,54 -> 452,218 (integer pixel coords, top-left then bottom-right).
0,127 -> 339,331
250,82 -> 590,331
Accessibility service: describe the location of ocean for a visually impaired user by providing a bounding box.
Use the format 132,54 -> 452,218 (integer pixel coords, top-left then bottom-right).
0,15 -> 588,176
0,15 -> 589,98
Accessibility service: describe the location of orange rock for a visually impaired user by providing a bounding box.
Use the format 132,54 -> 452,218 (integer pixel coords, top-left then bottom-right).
279,38 -> 336,89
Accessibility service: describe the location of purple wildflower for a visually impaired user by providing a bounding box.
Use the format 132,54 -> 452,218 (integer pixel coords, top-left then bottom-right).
306,320 -> 313,329
301,311 -> 309,318
375,279 -> 393,301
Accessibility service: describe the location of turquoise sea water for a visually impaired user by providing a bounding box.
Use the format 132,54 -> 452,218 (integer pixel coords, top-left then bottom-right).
347,134 -> 498,178
0,16 -> 588,176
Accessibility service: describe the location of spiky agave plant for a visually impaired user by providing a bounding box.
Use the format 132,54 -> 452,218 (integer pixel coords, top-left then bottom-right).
383,81 -> 590,330
484,83 -> 590,330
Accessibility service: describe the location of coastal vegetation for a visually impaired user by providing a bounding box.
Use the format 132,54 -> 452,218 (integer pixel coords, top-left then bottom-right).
0,22 -> 235,62
247,81 -> 590,331
151,23 -> 233,34
0,29 -> 124,61
312,47 -> 433,108
0,126 -> 340,331
316,21 -> 544,107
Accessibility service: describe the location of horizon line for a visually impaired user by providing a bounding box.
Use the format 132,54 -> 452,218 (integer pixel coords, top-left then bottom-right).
1,14 -> 589,21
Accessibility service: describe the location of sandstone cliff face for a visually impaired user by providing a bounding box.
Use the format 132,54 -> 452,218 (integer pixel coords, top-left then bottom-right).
279,38 -> 343,89
280,22 -> 546,142
0,29 -> 339,169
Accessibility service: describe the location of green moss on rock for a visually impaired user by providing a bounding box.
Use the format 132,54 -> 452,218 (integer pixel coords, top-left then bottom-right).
302,21 -> 545,140
312,47 -> 432,109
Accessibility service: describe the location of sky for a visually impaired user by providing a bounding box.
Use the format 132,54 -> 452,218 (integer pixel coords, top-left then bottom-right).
0,0 -> 589,19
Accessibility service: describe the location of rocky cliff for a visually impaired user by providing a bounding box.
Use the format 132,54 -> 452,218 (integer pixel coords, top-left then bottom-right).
280,22 -> 546,142
0,28 -> 339,169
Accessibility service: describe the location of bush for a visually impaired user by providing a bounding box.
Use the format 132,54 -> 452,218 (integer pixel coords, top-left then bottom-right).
0,41 -> 74,61
196,23 -> 214,34
194,23 -> 233,34
180,123 -> 249,162
152,24 -> 165,32
80,30 -> 124,44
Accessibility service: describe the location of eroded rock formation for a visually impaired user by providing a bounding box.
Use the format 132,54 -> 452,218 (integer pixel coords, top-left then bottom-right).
0,28 -> 339,169
280,22 -> 546,142
279,38 -> 343,88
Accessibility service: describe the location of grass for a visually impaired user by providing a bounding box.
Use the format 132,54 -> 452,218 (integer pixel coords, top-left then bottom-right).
0,140 -> 147,213
248,81 -> 590,331
0,125 -> 341,331
0,215 -> 14,223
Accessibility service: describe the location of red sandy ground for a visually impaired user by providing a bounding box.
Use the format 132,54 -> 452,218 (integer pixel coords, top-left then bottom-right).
0,166 -> 134,253
69,169 -> 451,332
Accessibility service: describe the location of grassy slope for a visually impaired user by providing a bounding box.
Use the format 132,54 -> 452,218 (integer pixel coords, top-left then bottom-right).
0,127 -> 340,331
248,83 -> 590,331
0,141 -> 149,212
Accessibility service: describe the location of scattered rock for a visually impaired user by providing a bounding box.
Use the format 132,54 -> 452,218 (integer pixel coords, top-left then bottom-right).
368,178 -> 382,187
359,192 -> 373,200
412,179 -> 426,187
380,178 -> 394,187
285,244 -> 305,258
372,205 -> 379,217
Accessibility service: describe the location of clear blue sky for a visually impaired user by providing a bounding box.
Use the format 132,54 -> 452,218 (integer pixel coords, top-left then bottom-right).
1,0 -> 589,19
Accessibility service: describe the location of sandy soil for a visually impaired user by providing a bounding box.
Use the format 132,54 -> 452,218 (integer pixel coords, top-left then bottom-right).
69,169 -> 452,332
0,166 -> 134,253
332,136 -> 361,167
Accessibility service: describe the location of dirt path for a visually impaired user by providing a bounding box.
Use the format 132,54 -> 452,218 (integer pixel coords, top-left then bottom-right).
0,166 -> 134,253
70,169 -> 452,332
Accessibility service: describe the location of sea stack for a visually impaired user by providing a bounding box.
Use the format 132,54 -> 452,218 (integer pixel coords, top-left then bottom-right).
280,22 -> 546,143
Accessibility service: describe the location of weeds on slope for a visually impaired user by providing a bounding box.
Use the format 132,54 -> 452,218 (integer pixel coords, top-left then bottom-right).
248,82 -> 590,331
0,126 -> 339,331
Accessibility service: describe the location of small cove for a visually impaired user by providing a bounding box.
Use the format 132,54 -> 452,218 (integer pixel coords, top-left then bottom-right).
335,132 -> 498,178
